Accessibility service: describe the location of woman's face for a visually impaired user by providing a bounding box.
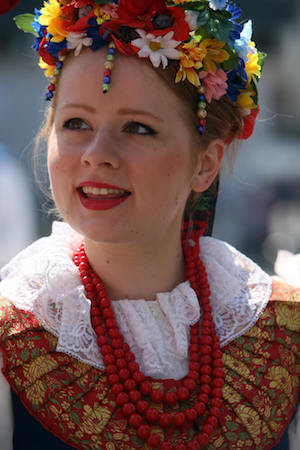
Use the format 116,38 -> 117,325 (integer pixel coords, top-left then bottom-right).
48,48 -> 205,245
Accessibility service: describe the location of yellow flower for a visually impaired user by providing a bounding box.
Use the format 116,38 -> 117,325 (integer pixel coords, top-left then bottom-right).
223,384 -> 241,403
94,6 -> 111,25
105,443 -> 116,450
223,353 -> 250,378
237,91 -> 255,109
25,380 -> 47,410
175,41 -> 204,86
199,38 -> 230,72
275,302 -> 300,330
212,435 -> 225,447
81,404 -> 111,435
236,404 -> 261,442
266,366 -> 295,395
245,43 -> 261,82
23,354 -> 58,381
39,0 -> 67,43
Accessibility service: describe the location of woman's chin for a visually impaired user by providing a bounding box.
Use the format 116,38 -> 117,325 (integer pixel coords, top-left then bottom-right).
67,217 -> 131,244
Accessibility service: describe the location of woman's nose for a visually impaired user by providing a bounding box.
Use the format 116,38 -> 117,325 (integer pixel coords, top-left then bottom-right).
80,130 -> 121,169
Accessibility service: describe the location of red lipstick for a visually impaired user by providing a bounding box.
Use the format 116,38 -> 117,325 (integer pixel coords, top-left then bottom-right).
77,181 -> 131,211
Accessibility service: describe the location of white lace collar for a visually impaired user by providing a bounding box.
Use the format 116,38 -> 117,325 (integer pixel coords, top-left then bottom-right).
0,222 -> 272,380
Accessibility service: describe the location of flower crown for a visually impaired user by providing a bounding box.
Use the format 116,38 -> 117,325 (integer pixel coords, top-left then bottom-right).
15,0 -> 266,139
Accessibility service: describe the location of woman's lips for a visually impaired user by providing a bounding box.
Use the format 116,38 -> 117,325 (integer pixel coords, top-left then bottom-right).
77,182 -> 131,211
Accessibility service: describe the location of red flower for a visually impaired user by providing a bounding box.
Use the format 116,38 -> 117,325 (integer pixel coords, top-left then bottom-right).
0,0 -> 19,15
61,3 -> 95,33
150,7 -> 190,41
107,0 -> 166,31
107,2 -> 189,45
238,107 -> 259,140
38,37 -> 58,66
112,35 -> 137,56
117,0 -> 166,21
225,107 -> 259,144
72,0 -> 92,7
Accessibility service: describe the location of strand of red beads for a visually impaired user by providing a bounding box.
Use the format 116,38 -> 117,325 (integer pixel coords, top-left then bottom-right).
73,240 -> 224,449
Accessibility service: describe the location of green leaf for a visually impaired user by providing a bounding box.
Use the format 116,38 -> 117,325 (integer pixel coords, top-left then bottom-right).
31,347 -> 41,359
222,46 -> 238,71
21,348 -> 30,362
206,15 -> 233,42
14,14 -> 38,37
194,26 -> 210,40
173,2 -> 206,11
226,421 -> 239,431
225,432 -> 238,442
70,411 -> 81,425
239,432 -> 251,440
197,10 -> 210,26
258,51 -> 267,69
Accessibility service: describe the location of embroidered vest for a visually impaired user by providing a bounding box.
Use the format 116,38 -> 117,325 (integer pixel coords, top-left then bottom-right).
0,281 -> 299,449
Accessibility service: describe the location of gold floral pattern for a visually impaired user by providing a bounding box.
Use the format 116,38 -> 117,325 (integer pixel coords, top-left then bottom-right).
0,280 -> 299,449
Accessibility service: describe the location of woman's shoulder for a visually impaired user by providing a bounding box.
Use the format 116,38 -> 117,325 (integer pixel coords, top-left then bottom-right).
218,278 -> 299,449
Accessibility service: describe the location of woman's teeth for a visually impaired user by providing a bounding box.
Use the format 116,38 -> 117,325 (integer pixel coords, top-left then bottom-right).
81,186 -> 127,196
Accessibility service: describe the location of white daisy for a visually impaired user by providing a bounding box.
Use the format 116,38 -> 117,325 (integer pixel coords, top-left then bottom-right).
131,30 -> 181,69
67,32 -> 93,57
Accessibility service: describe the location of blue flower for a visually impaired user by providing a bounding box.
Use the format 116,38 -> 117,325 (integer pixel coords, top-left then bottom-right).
226,2 -> 242,21
226,2 -> 243,43
87,18 -> 109,51
209,0 -> 227,11
226,58 -> 248,102
228,22 -> 242,42
32,8 -> 46,51
47,38 -> 68,58
233,21 -> 253,62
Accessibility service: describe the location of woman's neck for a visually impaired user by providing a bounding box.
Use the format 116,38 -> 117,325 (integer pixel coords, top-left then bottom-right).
84,234 -> 185,301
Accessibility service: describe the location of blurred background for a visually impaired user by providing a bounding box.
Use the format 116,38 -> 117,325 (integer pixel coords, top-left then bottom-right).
0,0 -> 299,272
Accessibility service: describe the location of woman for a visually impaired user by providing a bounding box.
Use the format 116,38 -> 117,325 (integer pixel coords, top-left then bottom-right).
0,1 -> 299,449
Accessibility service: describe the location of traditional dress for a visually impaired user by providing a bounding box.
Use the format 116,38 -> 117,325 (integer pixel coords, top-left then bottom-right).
0,222 -> 299,449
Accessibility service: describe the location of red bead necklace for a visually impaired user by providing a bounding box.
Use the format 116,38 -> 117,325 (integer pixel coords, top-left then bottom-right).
73,238 -> 224,449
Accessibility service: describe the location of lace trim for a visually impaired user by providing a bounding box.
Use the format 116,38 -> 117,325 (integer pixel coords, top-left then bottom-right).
0,221 -> 272,379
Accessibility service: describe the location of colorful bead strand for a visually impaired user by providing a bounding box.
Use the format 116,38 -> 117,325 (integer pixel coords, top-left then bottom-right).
102,41 -> 116,94
197,84 -> 207,135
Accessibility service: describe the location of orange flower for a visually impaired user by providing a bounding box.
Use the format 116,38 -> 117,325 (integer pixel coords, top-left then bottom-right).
175,41 -> 204,86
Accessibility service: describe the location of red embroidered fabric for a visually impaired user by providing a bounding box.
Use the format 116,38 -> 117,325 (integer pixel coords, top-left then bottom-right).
0,281 -> 299,449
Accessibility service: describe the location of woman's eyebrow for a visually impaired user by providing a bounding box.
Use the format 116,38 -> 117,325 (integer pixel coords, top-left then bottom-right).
61,103 -> 96,113
60,104 -> 163,123
117,107 -> 164,123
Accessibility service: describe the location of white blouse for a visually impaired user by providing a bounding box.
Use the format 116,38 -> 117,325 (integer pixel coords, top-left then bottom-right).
0,221 -> 296,449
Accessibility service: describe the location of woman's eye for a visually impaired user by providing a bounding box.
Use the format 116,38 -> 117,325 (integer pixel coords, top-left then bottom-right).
63,118 -> 90,130
122,121 -> 157,136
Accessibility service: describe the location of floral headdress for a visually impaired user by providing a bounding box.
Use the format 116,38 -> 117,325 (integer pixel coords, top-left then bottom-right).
15,0 -> 266,139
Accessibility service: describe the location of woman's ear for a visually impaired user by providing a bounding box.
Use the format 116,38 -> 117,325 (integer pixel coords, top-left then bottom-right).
191,139 -> 225,193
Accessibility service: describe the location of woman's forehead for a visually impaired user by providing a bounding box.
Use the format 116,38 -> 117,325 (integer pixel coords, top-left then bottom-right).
56,48 -> 184,114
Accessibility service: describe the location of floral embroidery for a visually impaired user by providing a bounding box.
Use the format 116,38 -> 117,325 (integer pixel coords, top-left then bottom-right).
0,281 -> 299,449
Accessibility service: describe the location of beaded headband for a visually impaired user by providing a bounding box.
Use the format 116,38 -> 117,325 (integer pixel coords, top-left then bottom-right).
15,0 -> 266,138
